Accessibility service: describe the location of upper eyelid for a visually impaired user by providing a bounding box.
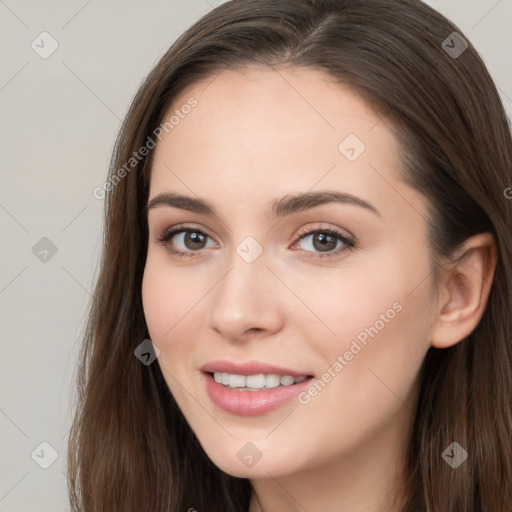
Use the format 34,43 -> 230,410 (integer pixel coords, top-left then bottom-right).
157,223 -> 350,238
158,224 -> 214,241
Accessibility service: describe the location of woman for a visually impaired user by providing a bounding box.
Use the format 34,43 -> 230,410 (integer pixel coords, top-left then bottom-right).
68,0 -> 512,510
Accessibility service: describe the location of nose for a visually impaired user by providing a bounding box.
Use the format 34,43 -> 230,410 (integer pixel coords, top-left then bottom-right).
207,247 -> 284,342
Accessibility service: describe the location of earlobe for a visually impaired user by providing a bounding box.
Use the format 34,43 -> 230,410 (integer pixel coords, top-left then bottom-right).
431,232 -> 497,349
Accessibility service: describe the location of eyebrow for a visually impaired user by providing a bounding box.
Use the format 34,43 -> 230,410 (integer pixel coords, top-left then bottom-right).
147,190 -> 381,219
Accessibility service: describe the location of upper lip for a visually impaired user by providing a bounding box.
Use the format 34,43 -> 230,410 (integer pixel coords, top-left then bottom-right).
200,360 -> 313,378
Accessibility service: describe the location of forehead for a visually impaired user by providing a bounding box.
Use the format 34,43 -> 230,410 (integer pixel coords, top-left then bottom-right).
160,66 -> 386,155
148,66 -> 426,223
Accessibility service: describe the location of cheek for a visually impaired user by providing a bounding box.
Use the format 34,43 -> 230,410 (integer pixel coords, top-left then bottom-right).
141,252 -> 210,389
319,264 -> 432,392
284,278 -> 432,469
141,260 -> 192,408
294,252 -> 433,409
141,251 -> 203,340
288,258 -> 417,357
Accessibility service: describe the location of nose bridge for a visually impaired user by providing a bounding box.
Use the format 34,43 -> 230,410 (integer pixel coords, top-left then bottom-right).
214,237 -> 268,310
207,236 -> 281,338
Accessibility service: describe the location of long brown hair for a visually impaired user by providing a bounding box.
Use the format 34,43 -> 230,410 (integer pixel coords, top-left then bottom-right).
68,1 -> 512,510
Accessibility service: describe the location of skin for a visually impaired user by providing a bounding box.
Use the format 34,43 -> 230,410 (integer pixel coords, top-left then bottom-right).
141,66 -> 497,512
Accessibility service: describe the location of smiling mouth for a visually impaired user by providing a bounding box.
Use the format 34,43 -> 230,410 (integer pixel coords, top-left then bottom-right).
207,371 -> 314,391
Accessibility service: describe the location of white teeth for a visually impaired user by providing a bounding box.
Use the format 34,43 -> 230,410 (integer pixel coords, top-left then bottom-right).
228,374 -> 246,388
212,372 -> 308,389
245,374 -> 266,388
265,374 -> 281,388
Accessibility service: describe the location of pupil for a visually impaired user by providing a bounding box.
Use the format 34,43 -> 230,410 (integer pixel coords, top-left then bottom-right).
186,232 -> 205,249
314,233 -> 336,252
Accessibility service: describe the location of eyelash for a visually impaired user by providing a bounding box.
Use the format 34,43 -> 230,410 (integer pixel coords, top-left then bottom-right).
155,223 -> 356,260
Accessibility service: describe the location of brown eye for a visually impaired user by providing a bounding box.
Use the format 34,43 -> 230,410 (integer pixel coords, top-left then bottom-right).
294,228 -> 355,259
181,231 -> 208,250
157,225 -> 217,256
311,232 -> 338,252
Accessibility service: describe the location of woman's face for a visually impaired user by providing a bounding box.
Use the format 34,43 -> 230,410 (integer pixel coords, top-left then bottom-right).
142,66 -> 437,479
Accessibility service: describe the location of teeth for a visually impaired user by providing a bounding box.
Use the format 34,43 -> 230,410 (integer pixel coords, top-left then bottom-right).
212,372 -> 308,390
228,374 -> 246,388
265,374 -> 281,388
246,374 -> 266,388
280,375 -> 295,386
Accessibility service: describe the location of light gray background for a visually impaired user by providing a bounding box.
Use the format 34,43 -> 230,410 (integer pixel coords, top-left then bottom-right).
0,1 -> 510,510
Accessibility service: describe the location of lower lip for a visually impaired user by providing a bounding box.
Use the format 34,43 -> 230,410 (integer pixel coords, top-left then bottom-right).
202,372 -> 314,416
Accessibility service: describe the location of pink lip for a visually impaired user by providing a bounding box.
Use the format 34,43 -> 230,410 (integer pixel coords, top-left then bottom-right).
199,360 -> 312,378
201,372 -> 314,416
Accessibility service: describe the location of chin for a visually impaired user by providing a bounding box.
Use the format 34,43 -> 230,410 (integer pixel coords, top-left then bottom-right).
198,438 -> 300,480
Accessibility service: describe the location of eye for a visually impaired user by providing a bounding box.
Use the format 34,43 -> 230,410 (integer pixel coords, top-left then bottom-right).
156,224 -> 217,257
155,223 -> 356,260
292,226 -> 355,259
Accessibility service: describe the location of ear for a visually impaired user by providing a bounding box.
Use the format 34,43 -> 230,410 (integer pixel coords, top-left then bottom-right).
431,232 -> 498,349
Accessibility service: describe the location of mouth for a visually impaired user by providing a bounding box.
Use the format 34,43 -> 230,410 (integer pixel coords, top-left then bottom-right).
202,371 -> 315,416
206,371 -> 314,391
